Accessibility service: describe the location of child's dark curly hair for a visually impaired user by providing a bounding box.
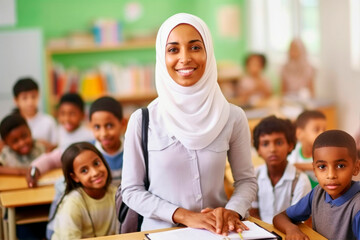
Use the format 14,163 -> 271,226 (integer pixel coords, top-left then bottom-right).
253,115 -> 296,153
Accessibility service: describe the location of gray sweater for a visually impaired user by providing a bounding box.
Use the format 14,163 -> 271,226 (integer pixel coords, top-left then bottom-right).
312,183 -> 360,240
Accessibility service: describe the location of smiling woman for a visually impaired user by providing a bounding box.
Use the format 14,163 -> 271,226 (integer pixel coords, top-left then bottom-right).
121,13 -> 257,236
165,24 -> 207,87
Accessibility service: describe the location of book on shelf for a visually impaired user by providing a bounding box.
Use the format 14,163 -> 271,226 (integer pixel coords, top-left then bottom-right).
93,18 -> 123,46
51,62 -> 155,101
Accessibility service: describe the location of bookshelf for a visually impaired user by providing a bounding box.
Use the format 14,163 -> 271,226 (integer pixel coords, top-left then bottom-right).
45,39 -> 157,116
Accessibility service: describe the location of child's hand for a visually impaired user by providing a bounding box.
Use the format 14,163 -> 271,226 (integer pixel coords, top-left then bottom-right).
25,166 -> 40,188
285,227 -> 310,240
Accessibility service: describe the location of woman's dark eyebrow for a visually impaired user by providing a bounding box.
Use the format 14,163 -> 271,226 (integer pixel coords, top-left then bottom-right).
189,39 -> 202,44
166,39 -> 203,46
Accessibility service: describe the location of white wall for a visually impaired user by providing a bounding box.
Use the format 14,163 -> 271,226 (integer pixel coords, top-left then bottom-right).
0,29 -> 43,120
318,0 -> 360,134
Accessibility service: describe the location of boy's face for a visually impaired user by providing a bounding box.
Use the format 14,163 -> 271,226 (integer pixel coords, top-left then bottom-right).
14,90 -> 39,117
58,103 -> 84,132
90,111 -> 126,154
297,118 -> 327,148
313,146 -> 359,199
4,125 -> 33,155
257,132 -> 293,168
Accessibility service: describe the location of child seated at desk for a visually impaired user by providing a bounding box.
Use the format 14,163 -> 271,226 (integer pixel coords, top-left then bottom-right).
26,92 -> 93,187
237,53 -> 272,107
12,77 -> 58,151
249,115 -> 311,224
46,96 -> 126,239
288,110 -> 327,188
88,96 -> 127,186
273,130 -> 360,240
0,113 -> 46,175
51,142 -> 117,239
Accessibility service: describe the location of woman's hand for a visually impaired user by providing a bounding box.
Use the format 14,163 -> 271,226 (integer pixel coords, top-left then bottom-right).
201,207 -> 249,235
172,208 -> 217,233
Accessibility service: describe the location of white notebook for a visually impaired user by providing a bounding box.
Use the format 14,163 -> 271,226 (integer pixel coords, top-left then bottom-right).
145,221 -> 279,240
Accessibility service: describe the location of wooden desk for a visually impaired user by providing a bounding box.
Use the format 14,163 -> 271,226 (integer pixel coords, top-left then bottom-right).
0,182 -> 58,240
0,168 -> 62,192
85,216 -> 327,240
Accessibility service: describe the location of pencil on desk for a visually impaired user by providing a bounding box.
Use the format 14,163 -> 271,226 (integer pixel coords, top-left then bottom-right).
238,231 -> 244,240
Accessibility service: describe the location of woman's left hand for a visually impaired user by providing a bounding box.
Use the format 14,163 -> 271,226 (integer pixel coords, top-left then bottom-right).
201,207 -> 249,236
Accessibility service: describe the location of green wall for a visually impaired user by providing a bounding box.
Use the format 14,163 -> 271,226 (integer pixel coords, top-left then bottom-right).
0,0 -> 247,108
1,0 -> 247,61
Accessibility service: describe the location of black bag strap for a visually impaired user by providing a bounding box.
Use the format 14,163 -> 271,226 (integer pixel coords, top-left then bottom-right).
141,107 -> 150,190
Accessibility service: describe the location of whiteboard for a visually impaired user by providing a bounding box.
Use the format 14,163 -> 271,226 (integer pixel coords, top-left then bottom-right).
0,29 -> 43,120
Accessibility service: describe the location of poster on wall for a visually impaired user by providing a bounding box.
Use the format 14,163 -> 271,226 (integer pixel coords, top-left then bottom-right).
217,5 -> 241,39
0,0 -> 16,26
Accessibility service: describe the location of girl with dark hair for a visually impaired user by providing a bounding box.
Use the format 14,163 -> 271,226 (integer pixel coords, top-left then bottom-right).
50,142 -> 116,239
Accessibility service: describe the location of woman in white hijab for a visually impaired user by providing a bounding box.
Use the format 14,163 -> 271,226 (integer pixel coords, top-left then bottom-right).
121,13 -> 257,235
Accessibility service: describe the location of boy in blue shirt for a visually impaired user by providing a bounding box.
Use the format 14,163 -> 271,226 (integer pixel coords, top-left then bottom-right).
273,130 -> 360,240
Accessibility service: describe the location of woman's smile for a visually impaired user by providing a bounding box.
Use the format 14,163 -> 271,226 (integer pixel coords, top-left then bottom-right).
165,24 -> 206,87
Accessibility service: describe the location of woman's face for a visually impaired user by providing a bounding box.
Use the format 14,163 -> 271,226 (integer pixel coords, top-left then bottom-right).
165,24 -> 207,87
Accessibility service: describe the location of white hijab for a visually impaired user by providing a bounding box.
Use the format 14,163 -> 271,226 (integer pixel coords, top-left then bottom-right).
154,13 -> 230,150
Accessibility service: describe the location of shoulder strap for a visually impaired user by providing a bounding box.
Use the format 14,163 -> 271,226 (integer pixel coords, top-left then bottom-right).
141,107 -> 150,190
290,169 -> 301,203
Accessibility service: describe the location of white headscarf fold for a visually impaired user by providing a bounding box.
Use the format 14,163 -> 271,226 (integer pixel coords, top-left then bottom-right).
154,13 -> 230,150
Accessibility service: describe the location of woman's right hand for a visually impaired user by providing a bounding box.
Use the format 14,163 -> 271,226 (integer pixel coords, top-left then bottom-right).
172,207 -> 217,233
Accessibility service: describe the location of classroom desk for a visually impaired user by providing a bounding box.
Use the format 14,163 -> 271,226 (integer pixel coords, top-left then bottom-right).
84,216 -> 327,240
0,186 -> 55,240
0,169 -> 62,240
242,97 -> 337,134
0,168 -> 62,192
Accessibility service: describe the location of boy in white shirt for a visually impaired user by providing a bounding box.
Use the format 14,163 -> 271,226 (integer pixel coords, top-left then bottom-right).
12,77 -> 58,151
26,93 -> 93,187
288,110 -> 327,187
249,115 -> 311,224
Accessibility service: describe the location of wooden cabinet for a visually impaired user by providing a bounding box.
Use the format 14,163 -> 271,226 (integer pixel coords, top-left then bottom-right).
45,39 -> 157,116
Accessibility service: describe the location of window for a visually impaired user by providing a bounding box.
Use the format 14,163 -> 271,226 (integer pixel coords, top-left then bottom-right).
248,0 -> 320,58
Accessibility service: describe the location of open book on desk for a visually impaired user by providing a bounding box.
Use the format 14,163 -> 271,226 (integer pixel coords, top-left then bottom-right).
145,221 -> 280,240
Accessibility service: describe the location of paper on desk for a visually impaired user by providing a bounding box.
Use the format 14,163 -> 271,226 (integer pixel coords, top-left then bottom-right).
146,221 -> 277,240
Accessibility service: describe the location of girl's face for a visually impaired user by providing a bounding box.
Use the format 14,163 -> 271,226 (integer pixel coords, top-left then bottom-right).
58,103 -> 84,132
165,24 -> 207,87
90,111 -> 125,154
70,150 -> 108,199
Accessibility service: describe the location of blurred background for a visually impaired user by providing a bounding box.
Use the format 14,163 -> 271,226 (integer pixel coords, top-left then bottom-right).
0,0 -> 359,134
